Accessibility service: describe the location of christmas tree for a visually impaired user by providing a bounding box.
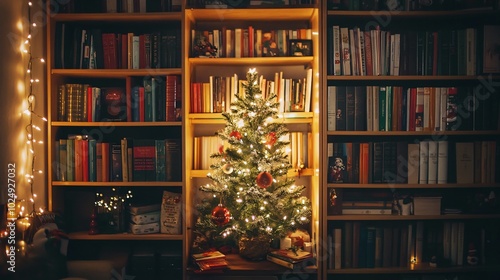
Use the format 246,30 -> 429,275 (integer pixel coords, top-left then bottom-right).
195,68 -> 312,250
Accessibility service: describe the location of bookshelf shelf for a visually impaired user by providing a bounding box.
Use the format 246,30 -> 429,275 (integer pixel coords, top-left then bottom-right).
51,69 -> 182,78
327,9 -> 500,18
188,112 -> 313,124
327,214 -> 500,221
53,12 -> 182,22
326,75 -> 500,81
327,263 -> 500,274
326,183 -> 500,189
325,130 -> 500,136
185,7 -> 317,21
68,231 -> 183,241
51,121 -> 182,127
188,57 -> 314,66
52,181 -> 182,187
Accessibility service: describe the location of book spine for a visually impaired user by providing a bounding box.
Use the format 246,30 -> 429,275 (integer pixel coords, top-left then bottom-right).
419,140 -> 429,184
333,25 -> 341,75
437,141 -> 448,184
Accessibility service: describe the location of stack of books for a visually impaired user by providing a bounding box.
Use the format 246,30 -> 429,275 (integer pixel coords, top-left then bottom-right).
129,204 -> 161,234
266,249 -> 314,270
192,250 -> 228,272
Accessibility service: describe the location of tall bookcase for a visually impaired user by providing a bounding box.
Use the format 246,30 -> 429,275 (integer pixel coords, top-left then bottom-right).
46,1 -> 185,279
183,4 -> 320,279
320,1 -> 500,280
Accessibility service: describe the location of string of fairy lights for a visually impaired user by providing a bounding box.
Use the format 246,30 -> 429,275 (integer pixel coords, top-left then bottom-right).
20,1 -> 47,217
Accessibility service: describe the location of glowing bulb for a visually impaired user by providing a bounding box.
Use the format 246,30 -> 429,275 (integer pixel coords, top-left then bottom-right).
28,95 -> 35,103
28,2 -> 32,6
32,23 -> 36,27
40,58 -> 45,63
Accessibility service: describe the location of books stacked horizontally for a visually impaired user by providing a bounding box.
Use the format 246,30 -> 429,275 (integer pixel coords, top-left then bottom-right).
129,204 -> 161,234
192,250 -> 228,272
266,249 -> 314,270
341,200 -> 392,215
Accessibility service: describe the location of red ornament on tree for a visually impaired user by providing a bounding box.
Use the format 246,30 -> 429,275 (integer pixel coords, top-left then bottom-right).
230,130 -> 242,140
266,132 -> 277,146
211,203 -> 230,226
218,144 -> 225,154
256,171 -> 273,188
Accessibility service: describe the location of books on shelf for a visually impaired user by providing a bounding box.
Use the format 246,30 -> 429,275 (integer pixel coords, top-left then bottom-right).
327,85 -> 500,132
328,25 -> 493,76
54,137 -> 182,182
266,249 -> 314,269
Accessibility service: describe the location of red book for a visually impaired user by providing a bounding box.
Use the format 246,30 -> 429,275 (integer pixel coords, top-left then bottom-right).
82,139 -> 89,181
96,142 -> 102,182
248,25 -> 254,57
364,31 -> 373,76
139,86 -> 145,122
87,86 -> 93,122
121,34 -> 128,69
409,87 -> 417,131
74,139 -> 83,181
165,75 -> 180,121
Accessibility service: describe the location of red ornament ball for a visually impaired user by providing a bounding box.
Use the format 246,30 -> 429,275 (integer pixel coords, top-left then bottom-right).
218,145 -> 225,154
211,204 -> 230,226
266,132 -> 277,146
229,130 -> 242,140
256,171 -> 273,188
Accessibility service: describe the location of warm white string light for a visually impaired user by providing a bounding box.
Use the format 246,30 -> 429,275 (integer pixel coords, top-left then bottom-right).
22,1 -> 47,216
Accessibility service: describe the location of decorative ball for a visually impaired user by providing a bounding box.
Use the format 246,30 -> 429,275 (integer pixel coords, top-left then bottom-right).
230,130 -> 242,140
218,145 -> 225,154
256,171 -> 273,188
211,204 -> 230,226
266,132 -> 277,146
222,163 -> 233,174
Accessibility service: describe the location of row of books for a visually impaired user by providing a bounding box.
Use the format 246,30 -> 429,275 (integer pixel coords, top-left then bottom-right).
327,140 -> 498,184
328,0 -> 499,11
189,0 -> 315,8
58,0 -> 181,13
327,85 -> 500,132
327,220 -> 498,269
55,24 -> 181,69
190,69 -> 312,114
329,25 -> 498,76
54,137 -> 182,182
192,27 -> 312,58
193,131 -> 312,170
57,75 -> 181,122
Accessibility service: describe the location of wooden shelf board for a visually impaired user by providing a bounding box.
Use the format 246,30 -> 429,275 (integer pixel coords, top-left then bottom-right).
68,231 -> 183,240
186,8 -> 316,21
327,214 -> 500,221
52,181 -> 182,187
190,168 -> 314,178
326,183 -> 500,189
52,12 -> 182,22
326,130 -> 500,136
189,57 -> 313,66
327,9 -> 500,17
51,68 -> 182,77
326,75 -> 500,81
189,112 -> 313,124
327,263 -> 500,274
51,121 -> 182,127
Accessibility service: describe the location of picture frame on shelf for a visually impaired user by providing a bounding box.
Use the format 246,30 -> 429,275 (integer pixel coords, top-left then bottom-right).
289,39 -> 312,57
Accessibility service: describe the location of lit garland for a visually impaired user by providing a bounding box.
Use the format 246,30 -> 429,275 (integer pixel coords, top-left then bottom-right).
20,1 -> 47,216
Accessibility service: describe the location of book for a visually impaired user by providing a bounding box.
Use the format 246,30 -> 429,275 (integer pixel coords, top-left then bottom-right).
196,258 -> 228,271
129,204 -> 161,215
437,141 -> 448,184
482,25 -> 500,73
132,139 -> 156,181
192,250 -> 225,262
266,254 -> 307,270
419,141 -> 429,184
267,249 -> 312,263
455,142 -> 474,184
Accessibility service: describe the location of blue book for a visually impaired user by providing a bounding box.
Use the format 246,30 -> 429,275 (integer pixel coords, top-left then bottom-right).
66,139 -> 74,181
143,77 -> 153,121
365,227 -> 376,268
131,86 -> 140,122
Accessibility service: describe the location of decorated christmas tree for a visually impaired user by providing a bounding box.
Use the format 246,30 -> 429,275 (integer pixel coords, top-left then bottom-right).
194,68 -> 312,259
